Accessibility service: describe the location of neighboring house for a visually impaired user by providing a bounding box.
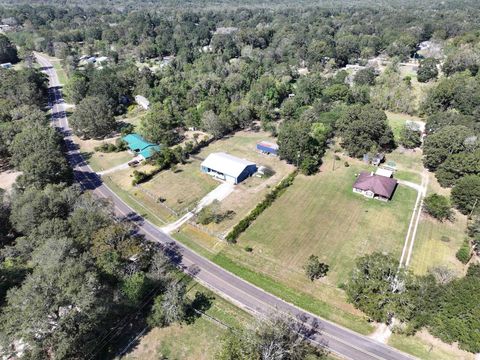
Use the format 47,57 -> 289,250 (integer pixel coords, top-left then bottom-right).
201,152 -> 257,184
353,172 -> 397,201
123,133 -> 161,160
135,95 -> 150,110
0,62 -> 12,69
256,141 -> 279,156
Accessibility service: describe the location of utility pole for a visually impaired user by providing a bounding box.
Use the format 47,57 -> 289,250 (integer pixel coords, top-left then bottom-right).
469,198 -> 478,218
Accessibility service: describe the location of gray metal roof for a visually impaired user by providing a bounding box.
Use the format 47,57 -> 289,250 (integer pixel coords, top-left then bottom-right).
201,152 -> 256,178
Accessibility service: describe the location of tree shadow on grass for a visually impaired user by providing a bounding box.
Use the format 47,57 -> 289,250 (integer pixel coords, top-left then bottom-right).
184,291 -> 214,325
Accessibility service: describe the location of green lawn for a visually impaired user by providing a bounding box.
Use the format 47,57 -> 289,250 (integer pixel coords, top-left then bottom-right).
141,160 -> 219,214
238,156 -> 417,286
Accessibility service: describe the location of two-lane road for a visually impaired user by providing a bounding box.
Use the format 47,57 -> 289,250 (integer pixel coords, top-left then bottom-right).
36,53 -> 415,360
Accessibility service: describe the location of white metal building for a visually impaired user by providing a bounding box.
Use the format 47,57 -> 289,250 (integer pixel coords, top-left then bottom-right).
201,152 -> 257,184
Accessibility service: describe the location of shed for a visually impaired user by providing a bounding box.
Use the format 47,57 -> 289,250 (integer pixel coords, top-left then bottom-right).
353,172 -> 397,201
372,153 -> 385,166
375,168 -> 393,178
123,133 -> 161,160
134,95 -> 150,110
201,152 -> 257,184
256,141 -> 279,156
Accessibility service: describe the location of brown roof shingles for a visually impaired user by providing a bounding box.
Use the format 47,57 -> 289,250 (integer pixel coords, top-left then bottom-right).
353,172 -> 397,199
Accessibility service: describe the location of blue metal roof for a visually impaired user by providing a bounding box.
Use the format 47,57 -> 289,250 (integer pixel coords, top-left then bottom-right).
140,145 -> 161,159
123,133 -> 161,159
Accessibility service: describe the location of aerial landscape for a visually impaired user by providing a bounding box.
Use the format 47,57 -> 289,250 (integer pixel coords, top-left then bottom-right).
0,0 -> 479,359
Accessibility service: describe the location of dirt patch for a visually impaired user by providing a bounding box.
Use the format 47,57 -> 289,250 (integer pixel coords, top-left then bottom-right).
0,170 -> 21,191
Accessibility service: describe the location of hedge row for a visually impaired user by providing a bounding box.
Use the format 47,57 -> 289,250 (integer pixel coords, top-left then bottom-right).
225,171 -> 298,243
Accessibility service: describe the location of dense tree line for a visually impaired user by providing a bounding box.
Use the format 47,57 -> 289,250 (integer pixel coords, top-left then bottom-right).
0,59 -> 196,360
346,253 -> 480,353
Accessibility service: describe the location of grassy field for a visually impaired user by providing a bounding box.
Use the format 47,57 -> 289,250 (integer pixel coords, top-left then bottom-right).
172,150 -> 418,333
238,152 -> 417,286
409,175 -> 468,276
124,283 -> 251,360
140,160 -> 219,214
73,135 -> 133,172
388,331 -> 475,360
386,111 -> 423,141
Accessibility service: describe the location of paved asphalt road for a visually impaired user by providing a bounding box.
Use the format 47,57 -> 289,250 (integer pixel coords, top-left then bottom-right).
36,53 -> 415,360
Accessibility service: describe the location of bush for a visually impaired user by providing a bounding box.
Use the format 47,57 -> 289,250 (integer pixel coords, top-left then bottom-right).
399,124 -> 422,149
196,200 -> 234,225
456,241 -> 472,264
132,170 -> 152,185
244,246 -> 253,252
225,171 -> 298,243
423,194 -> 452,221
95,139 -> 127,153
303,255 -> 329,281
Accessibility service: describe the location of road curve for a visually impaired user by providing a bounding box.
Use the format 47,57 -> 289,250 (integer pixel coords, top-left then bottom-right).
36,53 -> 415,360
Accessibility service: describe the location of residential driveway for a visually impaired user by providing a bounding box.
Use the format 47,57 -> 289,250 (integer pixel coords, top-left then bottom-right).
161,182 -> 234,233
196,182 -> 234,210
97,156 -> 142,176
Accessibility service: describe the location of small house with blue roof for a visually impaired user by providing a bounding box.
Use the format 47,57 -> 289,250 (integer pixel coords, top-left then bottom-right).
123,133 -> 161,160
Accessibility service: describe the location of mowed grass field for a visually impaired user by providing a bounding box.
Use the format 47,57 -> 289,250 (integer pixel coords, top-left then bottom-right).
172,151 -> 417,333
238,153 -> 417,286
409,175 -> 468,276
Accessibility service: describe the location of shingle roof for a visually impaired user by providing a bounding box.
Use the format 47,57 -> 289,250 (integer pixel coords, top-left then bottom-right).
353,172 -> 397,199
201,152 -> 256,178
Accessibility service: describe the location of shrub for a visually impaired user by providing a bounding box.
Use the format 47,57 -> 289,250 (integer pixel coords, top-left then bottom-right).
132,170 -> 152,185
303,255 -> 329,281
423,194 -> 452,221
244,246 -> 253,252
456,240 -> 472,264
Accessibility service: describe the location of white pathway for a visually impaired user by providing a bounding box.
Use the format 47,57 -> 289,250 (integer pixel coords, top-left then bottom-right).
161,182 -> 234,234
398,169 -> 429,269
370,170 -> 429,343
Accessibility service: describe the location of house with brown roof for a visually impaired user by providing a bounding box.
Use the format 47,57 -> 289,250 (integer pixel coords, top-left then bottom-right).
353,172 -> 397,201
